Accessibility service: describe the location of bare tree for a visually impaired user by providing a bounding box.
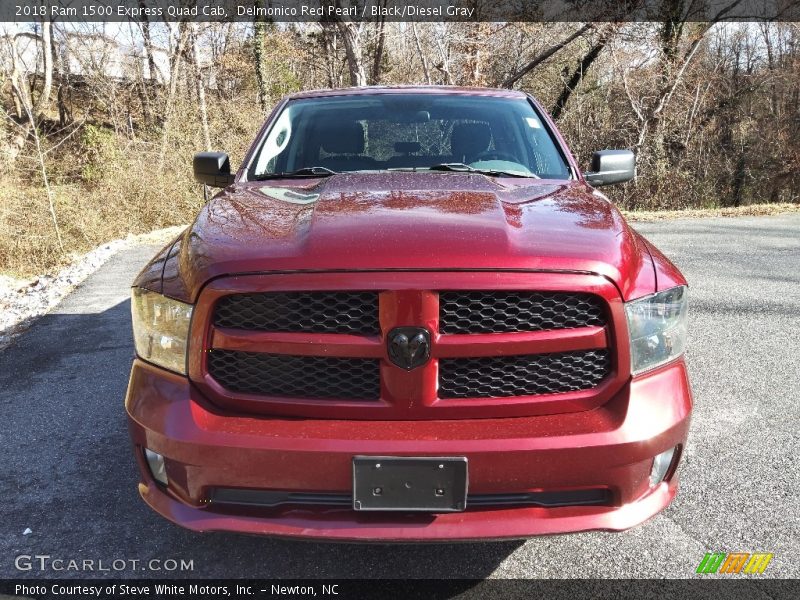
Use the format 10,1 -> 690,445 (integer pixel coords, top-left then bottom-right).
189,23 -> 211,151
433,23 -> 453,84
336,20 -> 367,86
551,25 -> 618,119
34,18 -> 53,118
502,23 -> 594,88
253,1 -> 270,111
158,21 -> 188,169
1,20 -> 79,254
370,4 -> 388,84
136,1 -> 159,121
410,23 -> 432,84
7,31 -> 31,120
629,1 -> 746,159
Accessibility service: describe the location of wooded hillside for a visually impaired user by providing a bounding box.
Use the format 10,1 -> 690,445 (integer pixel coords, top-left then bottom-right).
1,17 -> 798,274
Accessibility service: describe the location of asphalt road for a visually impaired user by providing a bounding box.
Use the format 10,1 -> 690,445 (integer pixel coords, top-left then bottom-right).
1,213 -> 798,582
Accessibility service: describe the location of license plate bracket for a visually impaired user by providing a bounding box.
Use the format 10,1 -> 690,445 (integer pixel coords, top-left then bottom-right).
352,456 -> 468,512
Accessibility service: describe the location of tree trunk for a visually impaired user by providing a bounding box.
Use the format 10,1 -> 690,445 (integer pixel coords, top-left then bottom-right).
9,34 -> 31,119
33,18 -> 53,118
159,22 -> 188,169
137,2 -> 158,121
253,2 -> 271,111
190,23 -> 211,151
139,1 -> 158,81
134,54 -> 151,124
635,0 -> 745,161
635,29 -> 708,157
411,23 -> 432,85
433,25 -> 453,85
730,150 -> 746,207
320,25 -> 339,88
551,28 -> 615,120
20,97 -> 64,252
370,8 -> 387,85
51,24 -> 70,127
337,21 -> 367,87
502,23 -> 594,88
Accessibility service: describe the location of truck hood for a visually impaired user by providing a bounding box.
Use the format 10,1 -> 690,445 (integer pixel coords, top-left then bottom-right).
158,173 -> 656,301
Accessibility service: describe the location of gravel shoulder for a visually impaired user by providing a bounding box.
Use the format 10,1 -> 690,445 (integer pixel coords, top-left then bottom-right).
0,214 -> 797,580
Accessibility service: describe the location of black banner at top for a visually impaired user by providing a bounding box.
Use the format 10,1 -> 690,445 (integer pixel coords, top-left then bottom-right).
3,0 -> 800,23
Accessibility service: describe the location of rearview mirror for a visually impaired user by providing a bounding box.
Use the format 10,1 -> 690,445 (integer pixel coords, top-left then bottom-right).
193,152 -> 235,187
584,150 -> 635,187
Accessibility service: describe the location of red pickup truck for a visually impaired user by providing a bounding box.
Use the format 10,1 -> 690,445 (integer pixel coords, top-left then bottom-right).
126,86 -> 691,541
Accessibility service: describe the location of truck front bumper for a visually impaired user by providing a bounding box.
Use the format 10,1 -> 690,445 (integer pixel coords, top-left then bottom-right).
125,358 -> 692,541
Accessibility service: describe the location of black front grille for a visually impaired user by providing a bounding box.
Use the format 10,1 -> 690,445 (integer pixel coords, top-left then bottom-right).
439,350 -> 611,399
208,350 -> 380,400
439,291 -> 606,334
214,292 -> 379,334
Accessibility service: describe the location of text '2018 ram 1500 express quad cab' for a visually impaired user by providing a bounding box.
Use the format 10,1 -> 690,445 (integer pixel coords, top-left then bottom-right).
125,86 -> 691,541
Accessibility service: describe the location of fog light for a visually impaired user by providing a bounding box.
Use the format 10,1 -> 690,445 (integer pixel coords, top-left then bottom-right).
650,446 -> 677,486
144,449 -> 168,485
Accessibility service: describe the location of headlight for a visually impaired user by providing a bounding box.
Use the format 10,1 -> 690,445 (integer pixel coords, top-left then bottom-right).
624,285 -> 688,375
131,287 -> 193,375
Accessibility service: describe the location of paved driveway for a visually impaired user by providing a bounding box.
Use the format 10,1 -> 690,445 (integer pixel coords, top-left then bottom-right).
1,214 -> 798,579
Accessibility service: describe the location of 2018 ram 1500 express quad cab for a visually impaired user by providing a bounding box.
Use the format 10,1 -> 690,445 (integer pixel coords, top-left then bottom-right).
126,86 -> 691,541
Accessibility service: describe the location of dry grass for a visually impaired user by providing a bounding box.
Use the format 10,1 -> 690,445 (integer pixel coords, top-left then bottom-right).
0,173 -> 199,277
0,93 -> 265,278
623,203 -> 800,222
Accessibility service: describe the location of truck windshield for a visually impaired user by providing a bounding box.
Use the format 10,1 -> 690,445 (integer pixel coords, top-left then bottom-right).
249,94 -> 571,180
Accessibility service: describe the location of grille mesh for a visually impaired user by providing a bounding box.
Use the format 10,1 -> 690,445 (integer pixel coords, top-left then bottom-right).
213,292 -> 379,334
439,350 -> 610,399
208,350 -> 380,400
439,291 -> 605,334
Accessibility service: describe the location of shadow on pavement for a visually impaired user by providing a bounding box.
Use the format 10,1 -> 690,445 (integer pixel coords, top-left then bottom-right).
0,299 -> 521,581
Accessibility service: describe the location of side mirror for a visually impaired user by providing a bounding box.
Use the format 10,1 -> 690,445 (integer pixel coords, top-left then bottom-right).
193,152 -> 235,187
584,150 -> 635,187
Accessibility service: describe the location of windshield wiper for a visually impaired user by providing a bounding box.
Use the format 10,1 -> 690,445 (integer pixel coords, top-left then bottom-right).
428,163 -> 539,178
255,166 -> 338,180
